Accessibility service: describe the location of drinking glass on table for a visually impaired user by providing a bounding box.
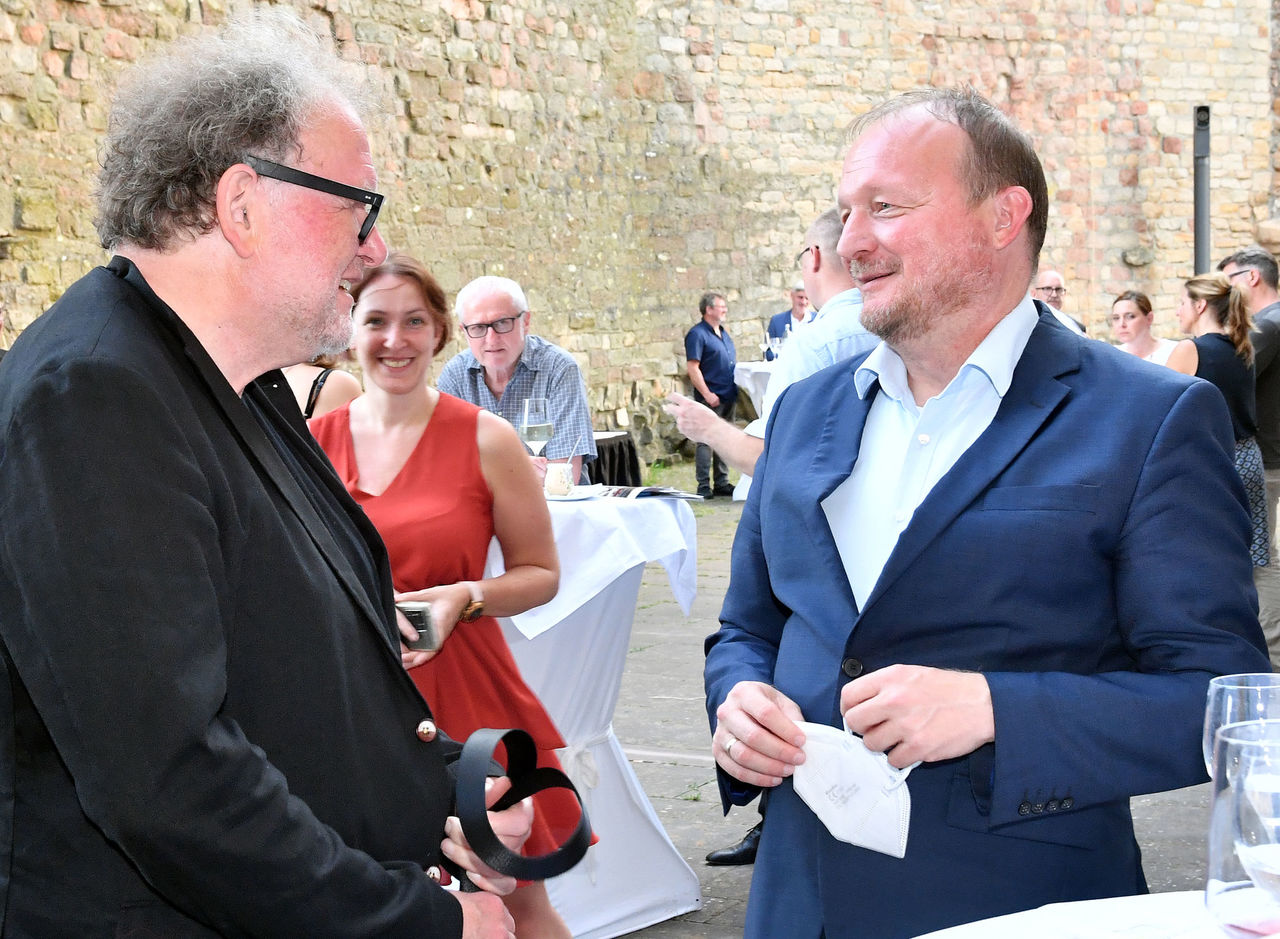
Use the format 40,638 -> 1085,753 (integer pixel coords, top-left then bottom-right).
520,398 -> 553,457
1205,675 -> 1280,776
1207,720 -> 1280,936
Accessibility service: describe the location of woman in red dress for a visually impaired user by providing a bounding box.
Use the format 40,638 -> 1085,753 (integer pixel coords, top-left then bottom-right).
310,253 -> 573,937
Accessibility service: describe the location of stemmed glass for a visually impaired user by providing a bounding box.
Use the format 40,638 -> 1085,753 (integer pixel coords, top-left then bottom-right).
520,398 -> 553,457
1205,675 -> 1280,775
1207,720 -> 1280,936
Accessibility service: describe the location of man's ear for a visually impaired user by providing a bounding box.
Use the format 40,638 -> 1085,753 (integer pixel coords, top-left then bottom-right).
215,162 -> 261,259
992,186 -> 1033,250
806,245 -> 822,274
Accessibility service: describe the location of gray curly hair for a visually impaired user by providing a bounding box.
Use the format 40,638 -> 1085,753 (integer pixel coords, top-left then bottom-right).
95,7 -> 375,251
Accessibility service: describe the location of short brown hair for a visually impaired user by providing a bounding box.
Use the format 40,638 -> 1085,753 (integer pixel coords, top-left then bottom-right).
351,253 -> 452,355
847,87 -> 1048,270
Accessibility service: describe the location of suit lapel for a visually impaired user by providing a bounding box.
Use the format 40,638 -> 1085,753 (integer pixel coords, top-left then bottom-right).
787,363 -> 875,617
860,318 -> 1080,613
210,364 -> 393,645
116,260 -> 394,645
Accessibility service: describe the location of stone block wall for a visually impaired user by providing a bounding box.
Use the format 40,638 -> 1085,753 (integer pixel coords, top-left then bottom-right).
1,0 -> 1276,462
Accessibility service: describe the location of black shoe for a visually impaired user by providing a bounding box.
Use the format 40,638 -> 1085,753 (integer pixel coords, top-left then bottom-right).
697,486 -> 713,499
705,822 -> 761,866
712,484 -> 735,497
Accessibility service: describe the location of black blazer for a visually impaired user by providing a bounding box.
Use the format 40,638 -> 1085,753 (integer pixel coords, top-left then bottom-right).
0,258 -> 466,937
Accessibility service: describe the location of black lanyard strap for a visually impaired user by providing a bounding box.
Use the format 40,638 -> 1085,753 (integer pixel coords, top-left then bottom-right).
454,727 -> 592,882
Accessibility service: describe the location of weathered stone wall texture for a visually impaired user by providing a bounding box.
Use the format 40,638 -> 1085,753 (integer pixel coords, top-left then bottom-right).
1,0 -> 1276,461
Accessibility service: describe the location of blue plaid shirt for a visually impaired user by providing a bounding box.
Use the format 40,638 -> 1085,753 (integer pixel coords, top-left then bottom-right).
437,334 -> 597,467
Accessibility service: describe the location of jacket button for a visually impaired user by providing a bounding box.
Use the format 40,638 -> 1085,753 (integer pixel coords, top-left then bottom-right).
1031,802 -> 1044,814
425,865 -> 442,883
841,658 -> 864,678
416,719 -> 437,742
1061,797 -> 1073,810
1018,801 -> 1032,816
1046,799 -> 1060,812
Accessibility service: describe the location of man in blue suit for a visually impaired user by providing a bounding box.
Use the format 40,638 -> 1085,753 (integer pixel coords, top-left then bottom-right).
764,282 -> 812,360
704,87 -> 1270,938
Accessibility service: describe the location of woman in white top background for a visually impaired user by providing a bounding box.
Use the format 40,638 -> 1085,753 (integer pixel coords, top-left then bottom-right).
1109,290 -> 1177,365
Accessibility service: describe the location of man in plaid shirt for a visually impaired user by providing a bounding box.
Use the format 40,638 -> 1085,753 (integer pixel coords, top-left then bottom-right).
439,275 -> 596,482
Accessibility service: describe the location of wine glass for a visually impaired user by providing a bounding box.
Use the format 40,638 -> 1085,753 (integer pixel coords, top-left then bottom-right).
1208,720 -> 1280,936
520,398 -> 552,457
1205,675 -> 1280,776
767,336 -> 782,359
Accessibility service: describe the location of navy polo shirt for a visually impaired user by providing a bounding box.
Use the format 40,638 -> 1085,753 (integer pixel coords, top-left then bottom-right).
684,319 -> 738,400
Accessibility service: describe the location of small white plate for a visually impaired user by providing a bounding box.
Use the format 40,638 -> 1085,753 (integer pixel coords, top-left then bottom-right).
546,485 -> 604,501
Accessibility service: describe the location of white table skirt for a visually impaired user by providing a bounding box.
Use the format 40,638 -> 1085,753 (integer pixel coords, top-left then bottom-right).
734,360 -> 774,417
912,890 -> 1218,938
492,496 -> 702,938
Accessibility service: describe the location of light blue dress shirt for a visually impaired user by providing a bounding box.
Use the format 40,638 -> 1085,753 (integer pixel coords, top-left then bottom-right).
746,288 -> 872,439
822,296 -> 1039,608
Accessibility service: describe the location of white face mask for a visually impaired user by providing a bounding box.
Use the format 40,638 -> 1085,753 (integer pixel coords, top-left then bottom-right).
790,721 -> 919,859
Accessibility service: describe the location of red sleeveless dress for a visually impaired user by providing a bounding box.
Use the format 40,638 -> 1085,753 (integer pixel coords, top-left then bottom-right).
310,393 -> 583,858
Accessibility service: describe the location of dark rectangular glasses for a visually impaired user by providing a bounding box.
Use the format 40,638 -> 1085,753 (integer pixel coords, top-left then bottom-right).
461,315 -> 521,339
245,155 -> 383,244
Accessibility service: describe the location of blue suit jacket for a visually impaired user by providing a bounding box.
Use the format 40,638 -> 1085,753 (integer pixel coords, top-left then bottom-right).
705,312 -> 1270,938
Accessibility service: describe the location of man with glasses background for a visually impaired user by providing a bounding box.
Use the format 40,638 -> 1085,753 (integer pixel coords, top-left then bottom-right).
1220,244 -> 1280,666
439,275 -> 596,482
1032,267 -> 1087,334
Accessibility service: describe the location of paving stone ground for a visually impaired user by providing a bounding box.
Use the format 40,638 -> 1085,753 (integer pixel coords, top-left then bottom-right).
609,467 -> 1213,937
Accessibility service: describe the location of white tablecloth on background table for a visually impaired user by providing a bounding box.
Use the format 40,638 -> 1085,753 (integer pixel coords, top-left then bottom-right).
733,360 -> 774,417
487,495 -> 697,639
488,496 -> 702,939
913,891 -> 1217,938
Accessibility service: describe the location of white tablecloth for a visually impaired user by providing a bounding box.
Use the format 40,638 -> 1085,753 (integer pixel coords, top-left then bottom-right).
490,496 -> 702,938
733,360 -> 774,417
913,891 -> 1217,938
487,496 -> 697,639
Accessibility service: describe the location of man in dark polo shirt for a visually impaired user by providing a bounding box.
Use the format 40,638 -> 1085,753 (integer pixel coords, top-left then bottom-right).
684,291 -> 738,498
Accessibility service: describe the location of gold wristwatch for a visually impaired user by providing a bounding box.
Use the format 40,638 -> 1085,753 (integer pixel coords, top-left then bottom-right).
459,581 -> 485,622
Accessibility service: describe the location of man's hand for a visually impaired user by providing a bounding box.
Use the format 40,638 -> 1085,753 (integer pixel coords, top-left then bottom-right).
840,664 -> 995,768
713,680 -> 807,787
440,776 -> 532,896
663,392 -> 722,445
455,891 -> 515,939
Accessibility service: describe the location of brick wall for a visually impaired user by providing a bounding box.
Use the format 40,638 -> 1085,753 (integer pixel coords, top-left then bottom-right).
1,0 -> 1275,462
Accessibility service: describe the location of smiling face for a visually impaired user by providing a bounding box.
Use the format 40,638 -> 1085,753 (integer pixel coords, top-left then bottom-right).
352,273 -> 439,395
254,103 -> 389,361
790,288 -> 809,317
835,109 -> 996,346
1109,299 -> 1151,344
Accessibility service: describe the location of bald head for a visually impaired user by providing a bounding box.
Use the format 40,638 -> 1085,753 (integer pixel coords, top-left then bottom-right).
1032,269 -> 1066,310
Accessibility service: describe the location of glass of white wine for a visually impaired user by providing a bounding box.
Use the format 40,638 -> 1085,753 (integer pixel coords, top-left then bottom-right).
1205,675 -> 1280,776
520,398 -> 553,457
1207,720 -> 1280,937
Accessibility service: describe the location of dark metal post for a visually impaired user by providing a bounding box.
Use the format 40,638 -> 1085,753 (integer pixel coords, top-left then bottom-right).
1194,105 -> 1211,273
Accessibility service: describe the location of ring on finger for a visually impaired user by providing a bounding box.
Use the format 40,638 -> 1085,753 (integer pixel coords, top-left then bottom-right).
724,733 -> 739,760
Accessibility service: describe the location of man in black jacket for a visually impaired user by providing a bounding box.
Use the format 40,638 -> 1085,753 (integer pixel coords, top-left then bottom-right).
0,9 -> 526,937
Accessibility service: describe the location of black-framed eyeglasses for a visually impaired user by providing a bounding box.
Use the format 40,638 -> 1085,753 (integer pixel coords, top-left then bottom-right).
795,246 -> 813,265
1227,268 -> 1254,280
461,314 -> 522,339
245,155 -> 383,244
1036,285 -> 1067,296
